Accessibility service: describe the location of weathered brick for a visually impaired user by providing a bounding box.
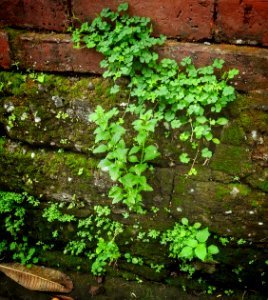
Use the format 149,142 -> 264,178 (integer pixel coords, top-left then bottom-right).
72,0 -> 214,41
0,0 -> 69,32
12,32 -> 103,73
0,31 -> 11,69
10,32 -> 268,92
216,0 -> 268,46
158,41 -> 268,91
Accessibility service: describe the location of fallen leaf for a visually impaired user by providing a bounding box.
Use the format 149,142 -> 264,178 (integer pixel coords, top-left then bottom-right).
0,263 -> 73,292
53,296 -> 74,300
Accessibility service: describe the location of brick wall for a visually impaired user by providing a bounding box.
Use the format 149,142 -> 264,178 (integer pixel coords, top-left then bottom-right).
0,0 -> 268,91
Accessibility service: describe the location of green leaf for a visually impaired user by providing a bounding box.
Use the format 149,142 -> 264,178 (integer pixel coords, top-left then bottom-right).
128,155 -> 139,163
196,228 -> 210,243
143,145 -> 160,162
216,117 -> 228,125
212,138 -> 220,144
179,153 -> 190,164
181,218 -> 188,225
129,146 -> 140,156
194,243 -> 207,261
201,147 -> 212,159
179,246 -> 193,259
93,144 -> 108,154
179,131 -> 190,142
208,244 -> 219,255
223,86 -> 234,96
118,2 -> 129,12
196,116 -> 207,124
110,84 -> 120,94
185,238 -> 198,248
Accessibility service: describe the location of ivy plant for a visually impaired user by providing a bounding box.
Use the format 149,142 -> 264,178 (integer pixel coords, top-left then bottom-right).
72,2 -> 238,213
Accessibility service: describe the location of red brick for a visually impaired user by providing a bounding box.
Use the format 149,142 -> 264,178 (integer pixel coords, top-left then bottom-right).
0,31 -> 11,69
216,0 -> 268,46
158,41 -> 268,91
72,0 -> 214,41
10,32 -> 268,92
12,32 -> 103,73
0,0 -> 69,32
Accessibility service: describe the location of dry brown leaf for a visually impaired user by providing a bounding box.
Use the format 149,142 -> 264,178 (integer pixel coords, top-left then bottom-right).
0,263 -> 73,292
52,296 -> 74,300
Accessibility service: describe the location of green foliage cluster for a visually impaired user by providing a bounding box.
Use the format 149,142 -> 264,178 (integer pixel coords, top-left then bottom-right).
161,218 -> 219,276
90,106 -> 160,213
73,2 -> 238,212
0,191 -> 42,265
43,203 -> 123,275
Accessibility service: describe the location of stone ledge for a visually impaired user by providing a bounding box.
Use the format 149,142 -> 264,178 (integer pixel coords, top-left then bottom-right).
9,31 -> 268,92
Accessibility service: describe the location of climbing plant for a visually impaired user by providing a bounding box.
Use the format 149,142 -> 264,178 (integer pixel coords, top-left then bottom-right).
72,2 -> 238,213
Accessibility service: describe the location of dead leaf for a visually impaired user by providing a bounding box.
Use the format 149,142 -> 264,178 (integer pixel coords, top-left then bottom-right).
52,296 -> 74,300
0,263 -> 73,292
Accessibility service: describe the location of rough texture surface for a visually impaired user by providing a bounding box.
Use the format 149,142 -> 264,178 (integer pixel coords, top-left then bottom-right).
72,0 -> 214,41
0,0 -> 70,31
0,31 -> 11,69
216,0 -> 268,46
6,31 -> 268,92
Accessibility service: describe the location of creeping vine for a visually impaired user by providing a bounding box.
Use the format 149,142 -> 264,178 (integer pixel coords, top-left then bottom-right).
72,2 -> 238,213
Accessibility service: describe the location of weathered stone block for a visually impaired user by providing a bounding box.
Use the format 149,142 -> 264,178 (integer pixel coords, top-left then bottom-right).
216,0 -> 268,46
12,32 -> 103,73
72,0 -> 214,41
0,0 -> 70,31
0,31 -> 11,69
9,31 -> 268,91
158,41 -> 268,92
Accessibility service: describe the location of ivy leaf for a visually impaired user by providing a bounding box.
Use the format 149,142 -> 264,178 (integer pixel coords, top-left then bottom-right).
179,153 -> 190,164
201,147 -> 212,159
227,69 -> 239,79
118,2 -> 129,12
223,86 -> 234,96
185,238 -> 198,248
216,117 -> 228,125
179,246 -> 193,259
212,58 -> 224,69
181,218 -> 189,225
143,145 -> 160,162
194,243 -> 207,261
93,144 -> 108,154
179,131 -> 190,142
212,138 -> 220,144
110,84 -> 120,94
196,228 -> 210,243
208,244 -> 219,255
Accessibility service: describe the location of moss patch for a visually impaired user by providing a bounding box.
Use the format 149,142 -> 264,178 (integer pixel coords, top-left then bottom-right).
210,144 -> 253,176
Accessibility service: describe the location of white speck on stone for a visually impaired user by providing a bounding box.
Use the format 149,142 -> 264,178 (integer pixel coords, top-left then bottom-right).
34,116 -> 41,123
68,177 -> 73,182
230,187 -> 240,197
4,102 -> 14,113
251,130 -> 258,140
204,42 -> 211,45
249,210 -> 255,215
235,39 -> 244,44
258,222 -> 264,226
31,152 -> 35,158
20,112 -> 28,121
189,188 -> 195,193
176,207 -> 183,212
225,210 -> 232,215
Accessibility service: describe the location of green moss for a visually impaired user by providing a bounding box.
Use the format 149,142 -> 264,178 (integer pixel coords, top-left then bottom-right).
221,122 -> 246,146
210,144 -> 253,176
